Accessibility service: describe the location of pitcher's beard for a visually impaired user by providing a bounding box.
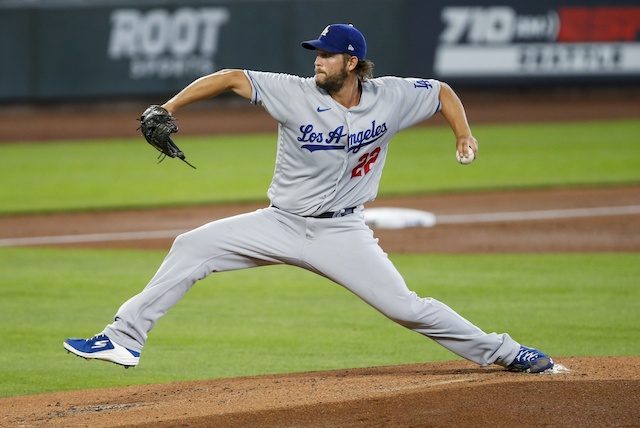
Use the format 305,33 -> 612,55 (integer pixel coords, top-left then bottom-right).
315,68 -> 348,94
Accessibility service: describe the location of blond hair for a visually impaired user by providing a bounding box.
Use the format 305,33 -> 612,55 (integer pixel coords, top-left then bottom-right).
342,53 -> 374,81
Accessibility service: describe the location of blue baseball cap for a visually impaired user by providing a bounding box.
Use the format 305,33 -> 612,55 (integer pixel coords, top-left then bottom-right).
301,24 -> 367,60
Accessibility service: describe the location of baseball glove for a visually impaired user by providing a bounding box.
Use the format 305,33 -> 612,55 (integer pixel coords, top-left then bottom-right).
138,105 -> 196,169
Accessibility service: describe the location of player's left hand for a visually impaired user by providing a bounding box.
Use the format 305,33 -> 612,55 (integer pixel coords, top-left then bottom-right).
138,105 -> 196,169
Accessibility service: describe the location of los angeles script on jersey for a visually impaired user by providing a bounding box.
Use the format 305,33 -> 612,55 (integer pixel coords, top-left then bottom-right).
297,120 -> 388,153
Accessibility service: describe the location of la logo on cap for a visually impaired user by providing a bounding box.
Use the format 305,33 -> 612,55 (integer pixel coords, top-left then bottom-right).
301,23 -> 367,60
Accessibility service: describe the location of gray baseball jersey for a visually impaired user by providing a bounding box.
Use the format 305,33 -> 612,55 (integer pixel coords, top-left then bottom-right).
104,71 -> 521,368
245,71 -> 441,216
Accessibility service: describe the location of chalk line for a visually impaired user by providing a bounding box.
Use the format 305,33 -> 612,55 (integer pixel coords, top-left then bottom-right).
1,205 -> 639,247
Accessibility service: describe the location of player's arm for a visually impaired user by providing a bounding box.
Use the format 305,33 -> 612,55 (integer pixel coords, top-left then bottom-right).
438,82 -> 478,157
162,69 -> 252,115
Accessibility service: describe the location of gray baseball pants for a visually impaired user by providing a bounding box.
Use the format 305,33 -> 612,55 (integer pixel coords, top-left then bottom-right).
104,206 -> 520,366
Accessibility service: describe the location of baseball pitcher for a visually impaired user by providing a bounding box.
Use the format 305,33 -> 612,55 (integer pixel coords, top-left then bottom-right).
65,24 -> 553,374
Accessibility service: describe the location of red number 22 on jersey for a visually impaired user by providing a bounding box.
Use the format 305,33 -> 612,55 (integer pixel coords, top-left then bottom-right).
351,147 -> 381,178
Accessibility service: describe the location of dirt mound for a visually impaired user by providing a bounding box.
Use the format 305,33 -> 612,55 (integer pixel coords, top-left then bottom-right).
2,356 -> 638,427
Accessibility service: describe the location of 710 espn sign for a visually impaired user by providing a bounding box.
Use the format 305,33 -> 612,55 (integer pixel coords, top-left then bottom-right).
434,6 -> 640,78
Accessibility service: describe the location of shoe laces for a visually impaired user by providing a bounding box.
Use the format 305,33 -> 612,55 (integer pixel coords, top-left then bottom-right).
90,333 -> 108,342
515,348 -> 540,362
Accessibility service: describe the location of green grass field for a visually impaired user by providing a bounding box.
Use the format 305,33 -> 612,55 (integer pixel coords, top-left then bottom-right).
1,249 -> 638,397
0,119 -> 638,397
1,120 -> 638,214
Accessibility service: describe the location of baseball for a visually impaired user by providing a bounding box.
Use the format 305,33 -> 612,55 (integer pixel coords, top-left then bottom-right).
456,146 -> 475,165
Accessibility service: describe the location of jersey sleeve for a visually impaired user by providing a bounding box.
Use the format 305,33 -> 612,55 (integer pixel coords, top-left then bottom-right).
244,70 -> 306,124
381,77 -> 442,131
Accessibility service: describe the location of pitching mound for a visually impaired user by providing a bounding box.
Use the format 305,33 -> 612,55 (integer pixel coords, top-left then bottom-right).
2,356 -> 638,427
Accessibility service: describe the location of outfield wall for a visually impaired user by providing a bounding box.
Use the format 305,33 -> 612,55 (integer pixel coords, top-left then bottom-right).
1,0 -> 639,102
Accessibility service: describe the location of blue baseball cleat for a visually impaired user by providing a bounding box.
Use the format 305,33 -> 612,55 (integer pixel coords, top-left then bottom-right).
64,333 -> 140,368
507,346 -> 554,373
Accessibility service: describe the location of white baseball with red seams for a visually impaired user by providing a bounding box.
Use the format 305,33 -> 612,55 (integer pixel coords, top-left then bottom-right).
456,145 -> 475,164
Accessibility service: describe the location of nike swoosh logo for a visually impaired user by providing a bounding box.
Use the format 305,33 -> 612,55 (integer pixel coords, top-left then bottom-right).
317,107 -> 331,112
